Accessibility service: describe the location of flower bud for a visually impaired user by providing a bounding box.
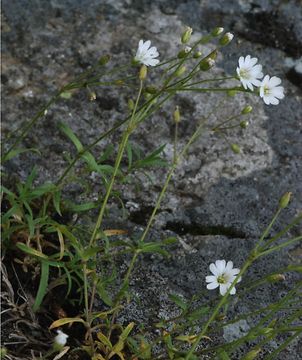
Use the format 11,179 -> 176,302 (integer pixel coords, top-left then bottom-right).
54,330 -> 68,350
200,58 -> 215,71
211,27 -> 224,37
240,120 -> 249,129
175,65 -> 186,77
145,86 -> 157,94
177,46 -> 191,59
242,348 -> 261,360
279,192 -> 292,209
227,90 -> 238,97
241,105 -> 253,114
231,143 -> 240,154
267,274 -> 286,282
115,79 -> 124,86
139,65 -> 147,80
193,51 -> 202,58
173,106 -> 180,123
208,49 -> 218,60
99,54 -> 111,66
181,27 -> 193,44
89,91 -> 97,101
219,32 -> 234,46
128,99 -> 135,111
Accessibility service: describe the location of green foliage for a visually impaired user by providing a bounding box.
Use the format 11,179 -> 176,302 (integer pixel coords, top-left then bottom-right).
1,25 -> 301,360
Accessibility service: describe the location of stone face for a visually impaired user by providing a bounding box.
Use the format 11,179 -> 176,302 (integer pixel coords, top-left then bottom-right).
2,0 -> 302,358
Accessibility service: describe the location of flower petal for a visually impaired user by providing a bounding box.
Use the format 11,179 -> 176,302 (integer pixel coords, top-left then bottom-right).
219,284 -> 228,296
209,263 -> 219,276
206,275 -> 217,283
230,286 -> 236,295
215,260 -> 226,273
225,261 -> 233,272
269,76 -> 281,87
207,281 -> 219,290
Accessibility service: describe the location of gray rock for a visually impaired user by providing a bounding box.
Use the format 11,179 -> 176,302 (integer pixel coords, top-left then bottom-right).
2,0 -> 302,358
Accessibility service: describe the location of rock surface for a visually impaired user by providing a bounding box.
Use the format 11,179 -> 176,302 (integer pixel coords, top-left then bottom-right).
2,0 -> 302,358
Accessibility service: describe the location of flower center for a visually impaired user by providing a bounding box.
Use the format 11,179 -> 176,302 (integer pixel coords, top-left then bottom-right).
263,85 -> 270,95
239,68 -> 250,79
217,275 -> 227,284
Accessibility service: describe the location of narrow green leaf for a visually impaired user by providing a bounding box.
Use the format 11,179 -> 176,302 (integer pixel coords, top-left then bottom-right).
98,144 -> 114,163
120,322 -> 135,341
24,166 -> 38,190
169,294 -> 188,311
81,246 -> 102,261
33,260 -> 49,312
97,282 -> 113,306
25,213 -> 35,238
49,317 -> 86,329
59,122 -> 83,152
139,242 -> 169,257
3,148 -> 41,162
187,306 -> 209,321
217,349 -> 231,360
16,242 -> 48,259
97,333 -> 113,349
31,183 -> 57,197
53,190 -> 62,216
66,201 -> 98,212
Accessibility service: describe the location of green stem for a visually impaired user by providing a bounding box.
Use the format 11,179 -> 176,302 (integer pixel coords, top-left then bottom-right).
255,208 -> 282,250
88,81 -> 144,247
259,213 -> 302,250
185,76 -> 236,87
263,330 -> 302,360
258,235 -> 302,258
212,113 -> 242,131
167,86 -> 247,93
2,91 -> 62,162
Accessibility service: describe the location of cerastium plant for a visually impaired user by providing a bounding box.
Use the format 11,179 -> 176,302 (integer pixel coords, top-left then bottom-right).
1,25 -> 300,360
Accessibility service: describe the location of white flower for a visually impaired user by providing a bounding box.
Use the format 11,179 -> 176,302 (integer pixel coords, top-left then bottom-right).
236,55 -> 263,91
134,40 -> 160,67
259,75 -> 285,105
54,330 -> 68,347
206,260 -> 241,296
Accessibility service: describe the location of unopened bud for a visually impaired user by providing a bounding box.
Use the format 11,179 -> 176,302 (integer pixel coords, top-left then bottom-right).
200,58 -> 215,71
231,143 -> 240,154
128,99 -> 135,110
139,65 -> 147,80
279,192 -> 292,209
242,348 -> 261,360
267,274 -> 286,283
99,54 -> 111,66
145,86 -> 157,94
53,330 -> 68,350
240,120 -> 249,129
115,79 -> 124,86
89,91 -> 96,101
177,46 -> 191,58
219,32 -> 234,46
227,90 -> 238,97
173,106 -> 180,123
175,65 -> 186,77
181,27 -> 193,44
208,49 -> 218,60
241,105 -> 253,114
193,51 -> 202,58
215,313 -> 226,321
211,27 -> 224,37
